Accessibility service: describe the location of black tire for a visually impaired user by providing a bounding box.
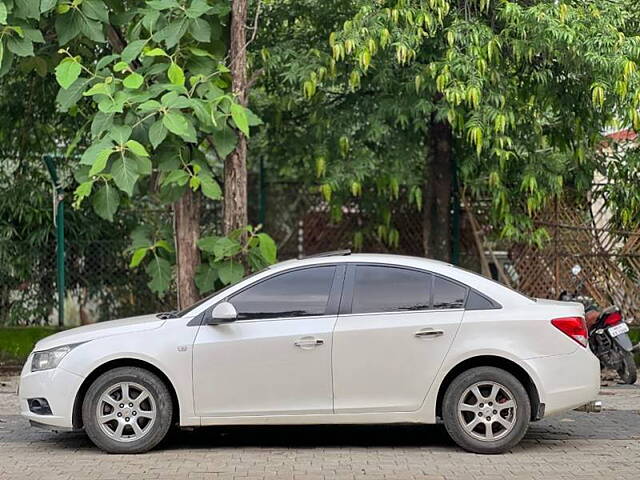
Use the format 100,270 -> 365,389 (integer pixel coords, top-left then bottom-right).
82,366 -> 173,454
617,351 -> 637,385
442,366 -> 531,454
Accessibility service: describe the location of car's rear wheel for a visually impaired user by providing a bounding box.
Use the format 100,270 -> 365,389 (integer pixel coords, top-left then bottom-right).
82,366 -> 173,454
442,366 -> 531,454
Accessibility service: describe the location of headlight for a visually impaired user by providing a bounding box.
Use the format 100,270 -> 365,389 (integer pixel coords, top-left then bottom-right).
31,344 -> 82,372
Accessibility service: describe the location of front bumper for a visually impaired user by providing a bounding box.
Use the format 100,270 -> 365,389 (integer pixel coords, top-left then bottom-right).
525,347 -> 600,418
19,358 -> 84,430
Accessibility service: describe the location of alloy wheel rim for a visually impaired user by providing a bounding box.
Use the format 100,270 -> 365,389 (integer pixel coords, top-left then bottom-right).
457,380 -> 517,442
96,382 -> 157,443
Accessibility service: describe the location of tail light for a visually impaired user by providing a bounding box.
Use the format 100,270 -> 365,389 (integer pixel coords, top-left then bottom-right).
551,316 -> 588,347
603,311 -> 622,327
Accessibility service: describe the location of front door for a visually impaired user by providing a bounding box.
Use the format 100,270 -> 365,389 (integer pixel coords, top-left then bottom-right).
332,264 -> 465,413
193,265 -> 341,417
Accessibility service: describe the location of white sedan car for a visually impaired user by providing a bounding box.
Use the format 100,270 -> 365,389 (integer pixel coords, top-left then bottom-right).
19,253 -> 600,454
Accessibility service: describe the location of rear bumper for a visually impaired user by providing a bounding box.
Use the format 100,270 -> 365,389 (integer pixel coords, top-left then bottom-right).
525,347 -> 600,418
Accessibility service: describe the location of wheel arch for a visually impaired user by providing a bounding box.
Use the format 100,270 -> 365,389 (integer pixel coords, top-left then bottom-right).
434,355 -> 542,421
72,358 -> 180,429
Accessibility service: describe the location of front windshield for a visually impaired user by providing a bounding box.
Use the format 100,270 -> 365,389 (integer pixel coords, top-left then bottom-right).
176,267 -> 269,317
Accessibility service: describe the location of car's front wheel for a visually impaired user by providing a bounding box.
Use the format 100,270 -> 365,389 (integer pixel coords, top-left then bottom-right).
82,366 -> 173,454
442,366 -> 531,454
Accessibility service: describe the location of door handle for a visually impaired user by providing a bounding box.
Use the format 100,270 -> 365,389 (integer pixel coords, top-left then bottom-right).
415,328 -> 444,338
294,337 -> 324,349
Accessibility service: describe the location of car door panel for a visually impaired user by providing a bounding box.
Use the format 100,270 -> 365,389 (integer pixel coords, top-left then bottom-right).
193,316 -> 336,416
332,264 -> 465,413
333,310 -> 463,413
192,265 -> 343,417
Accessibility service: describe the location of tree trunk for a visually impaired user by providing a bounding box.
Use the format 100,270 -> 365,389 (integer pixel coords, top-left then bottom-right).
174,187 -> 201,309
224,0 -> 249,234
423,116 -> 453,262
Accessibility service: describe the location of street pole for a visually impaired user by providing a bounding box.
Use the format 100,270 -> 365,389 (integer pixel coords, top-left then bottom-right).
43,155 -> 65,327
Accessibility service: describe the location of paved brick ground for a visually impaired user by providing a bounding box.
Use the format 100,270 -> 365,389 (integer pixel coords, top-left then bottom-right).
1,374 -> 639,480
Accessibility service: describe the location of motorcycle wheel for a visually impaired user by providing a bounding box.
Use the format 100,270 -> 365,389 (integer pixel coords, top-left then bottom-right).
617,351 -> 638,384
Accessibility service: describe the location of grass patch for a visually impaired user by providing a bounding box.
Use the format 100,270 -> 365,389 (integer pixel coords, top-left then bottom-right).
0,327 -> 62,365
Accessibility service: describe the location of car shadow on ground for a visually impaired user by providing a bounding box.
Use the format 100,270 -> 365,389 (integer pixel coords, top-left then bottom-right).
163,423 -> 455,450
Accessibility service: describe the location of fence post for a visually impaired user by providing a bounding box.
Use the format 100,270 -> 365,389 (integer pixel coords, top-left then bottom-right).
43,155 -> 65,327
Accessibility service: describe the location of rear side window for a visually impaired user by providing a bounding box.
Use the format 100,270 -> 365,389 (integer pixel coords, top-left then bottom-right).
351,266 -> 431,314
229,266 -> 336,320
433,276 -> 467,309
466,290 -> 500,310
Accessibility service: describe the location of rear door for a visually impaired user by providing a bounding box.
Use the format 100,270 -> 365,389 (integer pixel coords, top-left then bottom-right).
332,264 -> 466,413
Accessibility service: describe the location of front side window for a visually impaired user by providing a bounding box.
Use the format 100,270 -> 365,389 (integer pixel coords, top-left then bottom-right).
433,276 -> 467,309
351,266 -> 432,314
229,266 -> 336,320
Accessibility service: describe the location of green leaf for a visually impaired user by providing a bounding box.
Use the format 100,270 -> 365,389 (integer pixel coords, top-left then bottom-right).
211,125 -> 237,158
113,61 -> 128,72
197,235 -> 221,253
91,112 -> 113,137
162,169 -> 190,186
189,18 -> 211,42
230,103 -> 250,136
146,256 -> 172,295
154,19 -> 188,48
121,40 -> 147,63
108,125 -> 132,144
126,139 -> 149,157
111,156 -> 140,196
130,247 -> 148,268
186,0 -> 211,18
0,3 -> 7,24
73,180 -> 93,205
199,174 -> 222,200
80,139 -> 113,165
23,28 -> 45,43
55,58 -> 82,90
92,183 -> 120,221
167,62 -> 185,86
15,0 -> 40,19
123,72 -> 144,89
41,0 -> 57,13
83,82 -> 111,97
136,156 -> 153,175
213,237 -> 242,260
149,120 -> 167,148
147,0 -> 179,10
257,233 -> 277,264
217,260 -> 244,285
56,77 -> 91,111
195,263 -> 218,294
163,111 -> 196,142
144,47 -> 168,57
7,36 -> 34,57
88,148 -> 114,176
82,0 -> 110,23
80,17 -> 105,42
55,10 -> 83,45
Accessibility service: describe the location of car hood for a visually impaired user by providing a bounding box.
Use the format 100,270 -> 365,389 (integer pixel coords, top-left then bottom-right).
34,314 -> 166,351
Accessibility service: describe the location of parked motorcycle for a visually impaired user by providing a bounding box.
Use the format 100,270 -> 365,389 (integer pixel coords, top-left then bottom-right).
588,306 -> 637,384
559,264 -> 637,385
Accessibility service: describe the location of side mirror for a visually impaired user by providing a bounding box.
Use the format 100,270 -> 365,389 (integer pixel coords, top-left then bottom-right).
207,302 -> 238,325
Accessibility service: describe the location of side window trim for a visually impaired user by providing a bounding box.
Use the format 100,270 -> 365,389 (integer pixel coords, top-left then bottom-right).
226,264 -> 339,321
